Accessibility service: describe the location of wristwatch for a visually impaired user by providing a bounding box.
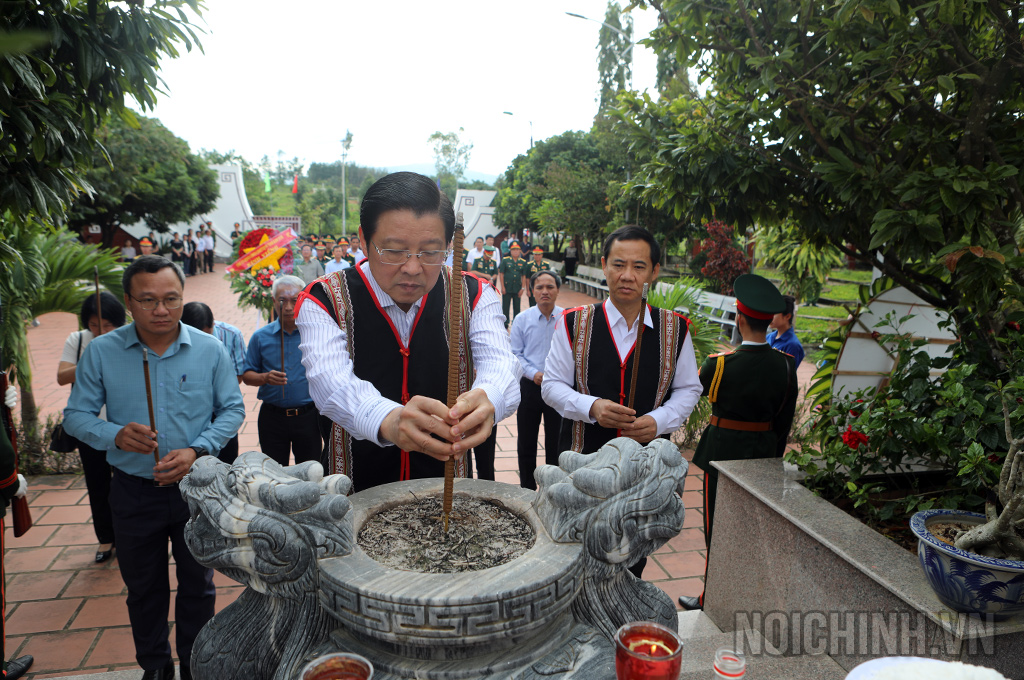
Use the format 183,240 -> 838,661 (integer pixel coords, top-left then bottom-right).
191,446 -> 210,458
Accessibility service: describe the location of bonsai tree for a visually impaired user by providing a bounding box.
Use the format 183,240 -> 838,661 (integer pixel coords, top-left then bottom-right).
954,381 -> 1024,561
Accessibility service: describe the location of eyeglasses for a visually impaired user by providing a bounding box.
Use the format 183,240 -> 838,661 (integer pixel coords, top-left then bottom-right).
129,295 -> 183,311
372,242 -> 449,266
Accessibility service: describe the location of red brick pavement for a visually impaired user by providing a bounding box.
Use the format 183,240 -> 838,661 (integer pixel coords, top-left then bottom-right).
8,267 -> 817,677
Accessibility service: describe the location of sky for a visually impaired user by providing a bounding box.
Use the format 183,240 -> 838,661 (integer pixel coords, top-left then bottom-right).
140,0 -> 661,180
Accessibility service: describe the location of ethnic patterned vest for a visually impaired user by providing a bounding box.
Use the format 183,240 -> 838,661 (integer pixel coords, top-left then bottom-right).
558,303 -> 690,455
311,266 -> 483,491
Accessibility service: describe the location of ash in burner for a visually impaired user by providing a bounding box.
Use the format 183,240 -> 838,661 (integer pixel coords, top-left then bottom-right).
357,495 -> 535,573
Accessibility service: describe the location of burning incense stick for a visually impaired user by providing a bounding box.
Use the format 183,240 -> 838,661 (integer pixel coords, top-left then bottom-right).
142,348 -> 160,467
627,283 -> 649,412
443,213 -> 466,533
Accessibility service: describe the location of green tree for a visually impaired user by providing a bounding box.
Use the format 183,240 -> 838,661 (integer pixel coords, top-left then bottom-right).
0,0 -> 206,222
0,223 -> 122,446
428,128 -> 473,201
68,116 -> 219,247
596,2 -> 633,111
296,186 -> 346,235
618,0 -> 1024,371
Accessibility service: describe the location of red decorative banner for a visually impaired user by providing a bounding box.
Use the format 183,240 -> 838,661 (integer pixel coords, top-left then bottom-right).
226,228 -> 297,273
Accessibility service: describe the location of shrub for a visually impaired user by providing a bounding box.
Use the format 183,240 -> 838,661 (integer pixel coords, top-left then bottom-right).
697,221 -> 750,294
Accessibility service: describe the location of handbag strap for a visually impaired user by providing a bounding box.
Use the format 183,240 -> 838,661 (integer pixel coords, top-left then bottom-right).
76,331 -> 83,361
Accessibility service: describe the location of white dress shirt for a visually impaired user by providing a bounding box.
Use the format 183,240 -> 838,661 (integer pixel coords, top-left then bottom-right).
194,236 -> 206,253
202,234 -> 215,251
325,258 -> 351,275
296,262 -> 522,447
510,304 -> 564,381
542,299 -> 702,435
464,247 -> 485,268
350,248 -> 366,263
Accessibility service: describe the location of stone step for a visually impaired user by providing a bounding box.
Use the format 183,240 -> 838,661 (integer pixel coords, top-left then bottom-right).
677,609 -> 723,640
40,671 -> 161,680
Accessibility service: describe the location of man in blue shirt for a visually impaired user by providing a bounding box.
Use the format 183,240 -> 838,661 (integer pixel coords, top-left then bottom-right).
510,271 -> 564,489
767,294 -> 805,368
243,275 -> 326,466
64,256 -> 245,680
180,302 -> 247,464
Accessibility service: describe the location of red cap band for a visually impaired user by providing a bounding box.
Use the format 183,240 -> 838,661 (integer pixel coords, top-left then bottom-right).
736,300 -> 774,321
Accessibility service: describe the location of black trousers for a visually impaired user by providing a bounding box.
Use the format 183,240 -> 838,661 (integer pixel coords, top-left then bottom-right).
79,442 -> 115,544
110,469 -> 215,672
501,292 -> 522,327
516,378 -> 562,490
468,425 -> 497,481
203,250 -> 214,273
257,402 -> 323,466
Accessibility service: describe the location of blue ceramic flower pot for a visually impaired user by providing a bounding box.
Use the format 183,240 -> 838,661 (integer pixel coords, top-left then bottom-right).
910,509 -> 1024,620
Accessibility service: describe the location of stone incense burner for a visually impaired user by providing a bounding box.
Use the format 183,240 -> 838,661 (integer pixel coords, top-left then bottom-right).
180,438 -> 688,680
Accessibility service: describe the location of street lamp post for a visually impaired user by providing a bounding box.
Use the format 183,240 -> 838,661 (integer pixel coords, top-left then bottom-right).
341,130 -> 352,236
502,111 -> 533,149
565,11 -> 634,88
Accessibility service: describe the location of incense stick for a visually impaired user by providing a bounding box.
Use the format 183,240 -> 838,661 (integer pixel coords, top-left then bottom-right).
443,213 -> 466,533
142,349 -> 160,467
280,314 -> 285,400
94,266 -> 103,337
627,283 -> 649,412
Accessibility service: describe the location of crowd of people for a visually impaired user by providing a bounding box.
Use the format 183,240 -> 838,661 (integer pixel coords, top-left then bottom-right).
0,171 -> 807,680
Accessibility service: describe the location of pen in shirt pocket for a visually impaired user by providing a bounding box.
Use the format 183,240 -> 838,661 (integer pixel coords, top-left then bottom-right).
179,374 -> 187,390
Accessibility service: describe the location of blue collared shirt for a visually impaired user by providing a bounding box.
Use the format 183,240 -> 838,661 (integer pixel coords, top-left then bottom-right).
63,323 -> 245,478
767,326 -> 805,368
510,304 -> 565,381
213,320 -> 247,376
243,320 -> 312,408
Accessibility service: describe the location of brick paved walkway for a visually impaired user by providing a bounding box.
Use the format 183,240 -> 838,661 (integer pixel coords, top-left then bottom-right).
7,266 -> 815,678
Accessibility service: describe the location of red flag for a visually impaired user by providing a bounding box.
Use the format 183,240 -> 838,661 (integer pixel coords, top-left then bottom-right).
292,173 -> 299,194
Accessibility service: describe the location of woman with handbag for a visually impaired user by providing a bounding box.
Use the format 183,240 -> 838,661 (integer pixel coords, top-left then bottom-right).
56,292 -> 125,563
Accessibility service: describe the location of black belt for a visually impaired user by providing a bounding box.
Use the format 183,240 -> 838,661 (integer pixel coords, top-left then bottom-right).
262,402 -> 317,417
113,467 -> 177,487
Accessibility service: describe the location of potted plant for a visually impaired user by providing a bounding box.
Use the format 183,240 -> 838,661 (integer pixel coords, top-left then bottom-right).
790,313 -> 1024,618
910,376 -> 1024,620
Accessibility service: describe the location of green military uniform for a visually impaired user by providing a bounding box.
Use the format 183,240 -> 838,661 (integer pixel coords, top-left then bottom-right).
686,274 -> 797,610
498,241 -> 529,327
471,252 -> 498,283
524,253 -> 551,306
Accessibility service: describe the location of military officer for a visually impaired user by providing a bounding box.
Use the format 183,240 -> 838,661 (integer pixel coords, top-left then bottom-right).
524,246 -> 551,307
497,240 -> 529,327
679,274 -> 799,611
471,244 -> 499,287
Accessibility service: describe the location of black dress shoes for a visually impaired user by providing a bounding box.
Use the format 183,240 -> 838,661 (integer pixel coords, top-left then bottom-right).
95,545 -> 114,563
6,655 -> 33,680
678,595 -> 703,611
141,659 -> 175,680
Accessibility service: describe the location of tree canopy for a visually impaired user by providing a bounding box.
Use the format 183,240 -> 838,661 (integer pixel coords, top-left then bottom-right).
618,0 -> 1024,368
68,116 -> 218,246
0,0 -> 206,222
428,128 -> 473,201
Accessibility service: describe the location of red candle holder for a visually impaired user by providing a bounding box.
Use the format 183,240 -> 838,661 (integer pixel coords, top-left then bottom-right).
300,652 -> 374,680
614,621 -> 683,680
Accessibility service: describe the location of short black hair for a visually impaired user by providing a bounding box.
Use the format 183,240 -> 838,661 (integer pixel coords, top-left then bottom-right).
181,302 -> 214,331
530,270 -> 561,291
122,255 -> 184,296
739,311 -> 771,333
80,291 -> 126,329
602,225 -> 661,265
782,295 -> 796,323
360,172 -> 455,245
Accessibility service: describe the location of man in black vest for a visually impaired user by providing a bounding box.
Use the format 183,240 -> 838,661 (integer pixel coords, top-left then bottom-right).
295,172 -> 521,491
542,225 -> 702,577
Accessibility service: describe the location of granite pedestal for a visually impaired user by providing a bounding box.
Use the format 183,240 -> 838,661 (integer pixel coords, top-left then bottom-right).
703,458 -> 1022,677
